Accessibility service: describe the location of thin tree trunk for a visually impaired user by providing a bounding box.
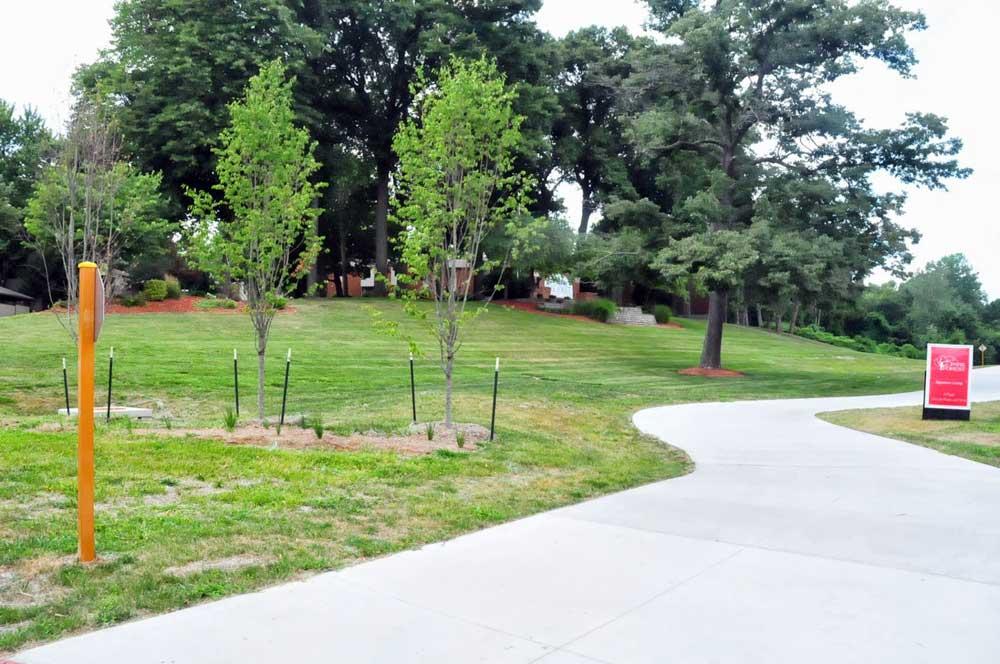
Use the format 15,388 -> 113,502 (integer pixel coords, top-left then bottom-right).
699,290 -> 728,369
444,354 -> 454,427
373,162 -> 390,297
790,302 -> 801,335
755,304 -> 763,328
775,313 -> 783,334
256,344 -> 266,421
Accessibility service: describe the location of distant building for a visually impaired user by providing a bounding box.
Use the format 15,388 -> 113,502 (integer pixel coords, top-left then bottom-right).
0,286 -> 33,317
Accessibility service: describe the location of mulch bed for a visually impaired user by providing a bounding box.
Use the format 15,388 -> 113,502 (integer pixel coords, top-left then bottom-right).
499,299 -> 597,323
678,367 -> 746,378
106,295 -> 241,314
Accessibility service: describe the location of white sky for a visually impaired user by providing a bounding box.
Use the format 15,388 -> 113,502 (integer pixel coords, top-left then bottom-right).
2,0 -> 997,298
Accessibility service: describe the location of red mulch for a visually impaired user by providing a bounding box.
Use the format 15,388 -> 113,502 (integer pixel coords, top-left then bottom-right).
678,367 -> 746,378
106,295 -> 243,314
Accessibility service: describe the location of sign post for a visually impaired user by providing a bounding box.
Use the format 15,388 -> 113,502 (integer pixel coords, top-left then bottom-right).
979,344 -> 988,367
923,343 -> 973,421
77,262 -> 103,563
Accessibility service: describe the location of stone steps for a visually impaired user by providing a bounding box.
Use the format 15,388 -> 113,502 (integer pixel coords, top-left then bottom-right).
612,306 -> 657,326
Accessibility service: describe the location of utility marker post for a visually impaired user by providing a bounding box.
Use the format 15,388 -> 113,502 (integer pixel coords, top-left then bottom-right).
490,357 -> 499,441
409,352 -> 417,424
106,346 -> 114,422
233,349 -> 240,417
980,344 -> 988,367
77,261 -> 103,563
62,357 -> 71,416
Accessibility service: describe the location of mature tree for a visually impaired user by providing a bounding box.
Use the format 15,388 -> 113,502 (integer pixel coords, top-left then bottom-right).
76,0 -> 322,212
632,0 -> 969,368
186,61 -> 324,420
552,27 -> 638,234
311,0 -> 550,294
24,97 -> 168,339
392,57 -> 533,426
0,101 -> 54,289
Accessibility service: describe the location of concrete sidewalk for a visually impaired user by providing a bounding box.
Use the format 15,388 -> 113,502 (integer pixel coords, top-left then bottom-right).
13,369 -> 1000,663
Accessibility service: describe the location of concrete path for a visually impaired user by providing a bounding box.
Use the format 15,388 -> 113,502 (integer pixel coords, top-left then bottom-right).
13,368 -> 1000,664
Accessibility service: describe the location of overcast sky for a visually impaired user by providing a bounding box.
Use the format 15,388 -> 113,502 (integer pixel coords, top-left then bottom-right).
2,1 -> 996,298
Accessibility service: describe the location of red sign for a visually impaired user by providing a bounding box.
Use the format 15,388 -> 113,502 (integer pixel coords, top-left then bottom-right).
924,344 -> 973,410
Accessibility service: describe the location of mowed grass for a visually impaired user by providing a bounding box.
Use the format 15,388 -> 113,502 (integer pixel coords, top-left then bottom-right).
820,400 -> 1000,467
0,299 -> 923,652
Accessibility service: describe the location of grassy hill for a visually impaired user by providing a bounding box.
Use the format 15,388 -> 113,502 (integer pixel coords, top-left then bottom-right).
0,299 -> 923,652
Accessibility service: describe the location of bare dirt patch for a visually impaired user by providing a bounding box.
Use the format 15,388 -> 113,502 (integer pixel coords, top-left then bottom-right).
140,422 -> 488,455
0,555 -> 76,608
678,367 -> 746,378
164,554 -> 275,578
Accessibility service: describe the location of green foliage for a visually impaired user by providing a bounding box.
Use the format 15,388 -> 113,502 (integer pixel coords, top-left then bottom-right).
185,60 -> 324,419
425,422 -> 435,441
456,431 -> 466,448
165,276 -> 182,299
391,57 -> 534,425
196,296 -> 238,310
796,325 -> 924,359
572,298 -> 617,323
143,279 -> 168,302
223,408 -> 237,432
119,292 -> 147,308
310,416 -> 324,439
652,305 -> 672,324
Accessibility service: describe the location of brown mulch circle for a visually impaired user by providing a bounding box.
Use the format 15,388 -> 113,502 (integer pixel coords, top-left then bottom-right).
138,422 -> 487,456
678,367 -> 746,378
98,295 -> 299,315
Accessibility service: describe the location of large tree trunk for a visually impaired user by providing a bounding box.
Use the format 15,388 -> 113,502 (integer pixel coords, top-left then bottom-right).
256,342 -> 267,421
338,217 -> 350,297
373,162 -> 390,297
699,290 -> 728,369
790,302 -> 801,335
578,195 -> 595,235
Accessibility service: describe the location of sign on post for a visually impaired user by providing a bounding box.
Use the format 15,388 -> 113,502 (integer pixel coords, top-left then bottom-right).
923,343 -> 973,421
980,344 -> 988,367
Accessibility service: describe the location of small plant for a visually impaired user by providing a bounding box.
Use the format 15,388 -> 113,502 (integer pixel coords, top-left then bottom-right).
161,416 -> 172,430
310,416 -> 324,439
165,276 -> 182,299
425,422 -> 434,441
143,279 -> 168,302
652,304 -> 672,324
262,419 -> 271,429
223,408 -> 237,432
456,431 -> 465,448
120,292 -> 147,307
196,296 -> 238,310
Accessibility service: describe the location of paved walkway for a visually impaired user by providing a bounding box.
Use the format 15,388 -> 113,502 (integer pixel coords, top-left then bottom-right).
14,368 -> 1000,663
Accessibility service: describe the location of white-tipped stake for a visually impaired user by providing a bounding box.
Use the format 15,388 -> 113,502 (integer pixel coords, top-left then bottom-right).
62,357 -> 67,370
109,346 -> 114,359
286,348 -> 292,362
495,357 -> 500,372
234,348 -> 238,361
409,352 -> 414,362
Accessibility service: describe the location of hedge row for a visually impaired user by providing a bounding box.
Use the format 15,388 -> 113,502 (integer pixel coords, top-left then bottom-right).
795,325 -> 924,359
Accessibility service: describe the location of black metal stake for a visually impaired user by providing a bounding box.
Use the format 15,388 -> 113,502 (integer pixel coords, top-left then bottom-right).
62,357 -> 71,415
409,353 -> 417,423
278,348 -> 291,433
233,349 -> 240,417
106,347 -> 114,422
489,357 -> 499,441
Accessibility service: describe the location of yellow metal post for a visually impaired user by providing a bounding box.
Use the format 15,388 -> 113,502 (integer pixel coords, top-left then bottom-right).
77,262 -> 97,562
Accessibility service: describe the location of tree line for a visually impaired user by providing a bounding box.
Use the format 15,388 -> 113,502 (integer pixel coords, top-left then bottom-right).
0,0 -> 976,370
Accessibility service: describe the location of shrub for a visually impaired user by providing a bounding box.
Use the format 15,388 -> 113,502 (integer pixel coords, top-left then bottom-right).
652,304 -> 672,324
143,279 -> 168,302
572,298 -> 617,323
165,276 -> 182,299
120,292 -> 147,307
310,416 -> 324,439
268,294 -> 288,310
426,422 -> 435,441
456,431 -> 465,448
196,296 -> 238,310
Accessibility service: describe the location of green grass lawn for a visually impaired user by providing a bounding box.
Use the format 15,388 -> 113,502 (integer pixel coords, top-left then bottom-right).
820,401 -> 1000,467
0,299 -> 923,653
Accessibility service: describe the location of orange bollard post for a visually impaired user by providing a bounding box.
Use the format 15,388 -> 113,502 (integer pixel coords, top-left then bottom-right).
77,262 -> 99,563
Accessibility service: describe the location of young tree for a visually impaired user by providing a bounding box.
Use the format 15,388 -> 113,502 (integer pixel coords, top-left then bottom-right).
24,97 -> 168,340
186,60 -> 324,420
630,0 -> 969,368
392,57 -> 533,427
